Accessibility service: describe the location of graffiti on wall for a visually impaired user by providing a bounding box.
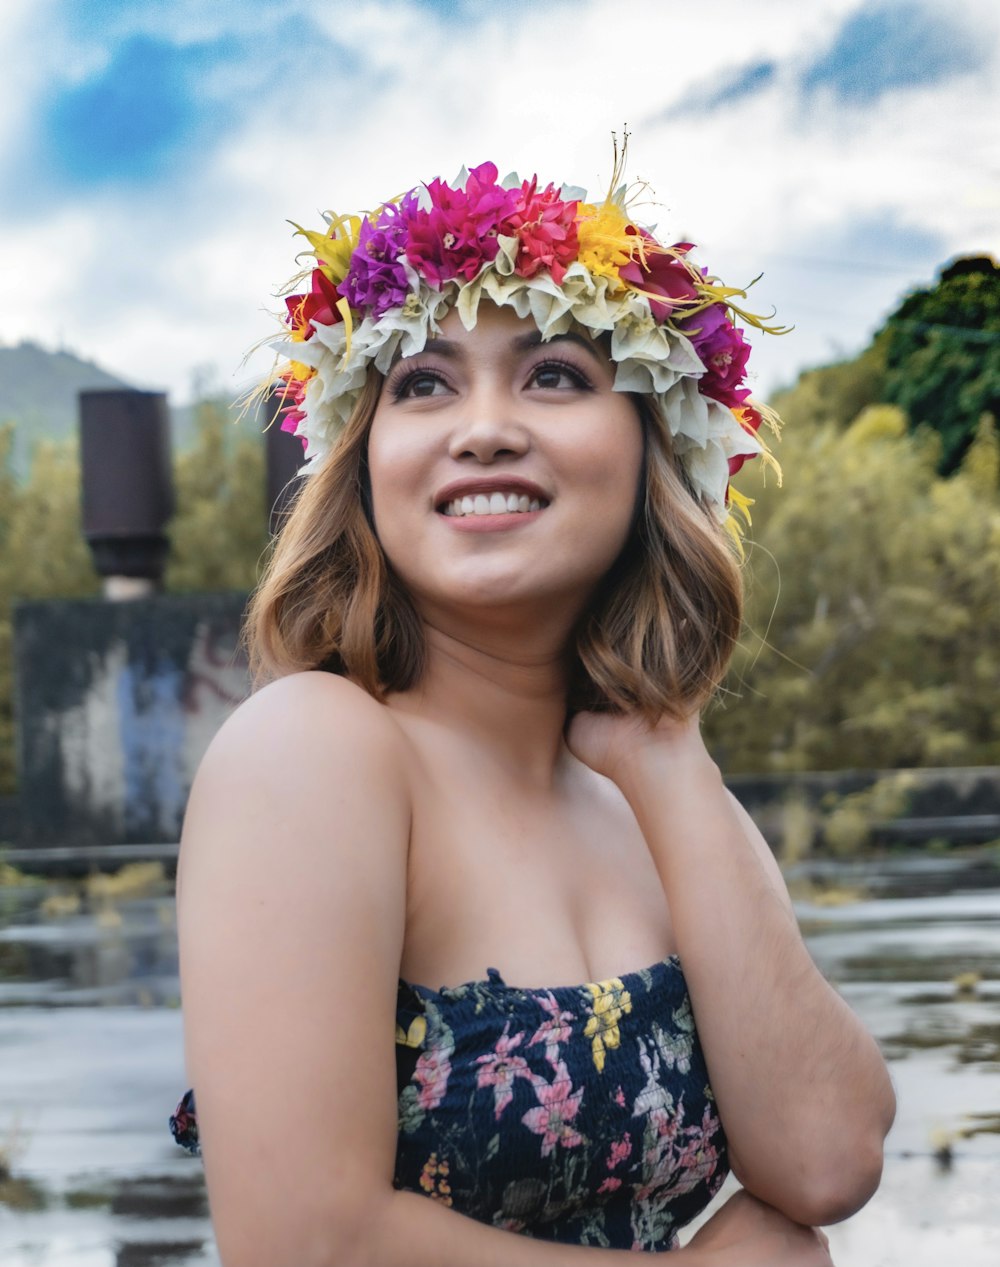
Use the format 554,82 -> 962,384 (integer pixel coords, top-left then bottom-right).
14,596 -> 252,846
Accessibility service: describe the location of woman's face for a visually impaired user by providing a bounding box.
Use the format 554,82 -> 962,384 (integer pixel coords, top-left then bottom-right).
366,302 -> 644,624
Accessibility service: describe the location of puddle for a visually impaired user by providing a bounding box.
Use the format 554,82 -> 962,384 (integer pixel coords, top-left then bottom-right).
0,851 -> 998,1266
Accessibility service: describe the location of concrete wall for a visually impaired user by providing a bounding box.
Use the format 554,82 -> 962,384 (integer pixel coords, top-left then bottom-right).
13,594 -> 250,847
9,593 -> 1000,856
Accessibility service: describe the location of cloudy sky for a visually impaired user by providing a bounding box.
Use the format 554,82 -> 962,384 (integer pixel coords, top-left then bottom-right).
1,0 -> 997,406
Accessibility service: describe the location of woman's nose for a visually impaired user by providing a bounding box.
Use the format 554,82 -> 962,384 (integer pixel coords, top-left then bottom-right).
446,387 -> 530,463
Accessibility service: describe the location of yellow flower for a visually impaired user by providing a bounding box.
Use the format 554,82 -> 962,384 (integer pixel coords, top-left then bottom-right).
575,202 -> 638,291
418,1152 -> 453,1205
583,977 -> 633,1073
289,213 -> 362,286
395,1015 -> 427,1048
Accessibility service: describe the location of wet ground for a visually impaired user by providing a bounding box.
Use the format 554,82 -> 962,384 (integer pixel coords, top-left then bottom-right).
0,851 -> 998,1265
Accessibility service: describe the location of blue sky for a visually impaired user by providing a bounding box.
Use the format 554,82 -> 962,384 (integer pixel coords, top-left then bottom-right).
1,0 -> 997,404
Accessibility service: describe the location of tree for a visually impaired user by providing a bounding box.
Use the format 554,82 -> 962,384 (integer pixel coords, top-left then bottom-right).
878,254 -> 1000,474
165,396 -> 269,593
704,407 -> 1000,771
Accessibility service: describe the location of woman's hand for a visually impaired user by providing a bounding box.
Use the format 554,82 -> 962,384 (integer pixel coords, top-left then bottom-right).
684,1191 -> 834,1266
564,707 -> 708,787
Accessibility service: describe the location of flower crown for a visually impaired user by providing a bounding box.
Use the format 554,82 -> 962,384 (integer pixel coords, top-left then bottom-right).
266,152 -> 785,539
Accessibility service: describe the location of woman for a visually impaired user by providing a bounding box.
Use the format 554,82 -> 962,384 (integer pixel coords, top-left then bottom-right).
171,156 -> 895,1263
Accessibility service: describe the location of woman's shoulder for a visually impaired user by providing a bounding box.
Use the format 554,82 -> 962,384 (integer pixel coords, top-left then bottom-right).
210,670 -> 407,762
188,671 -> 412,833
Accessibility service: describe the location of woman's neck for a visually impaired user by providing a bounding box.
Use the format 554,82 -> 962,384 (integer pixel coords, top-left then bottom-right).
386,616 -> 576,788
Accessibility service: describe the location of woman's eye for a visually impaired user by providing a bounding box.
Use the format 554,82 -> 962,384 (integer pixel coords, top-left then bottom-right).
395,370 -> 447,399
530,362 -> 589,391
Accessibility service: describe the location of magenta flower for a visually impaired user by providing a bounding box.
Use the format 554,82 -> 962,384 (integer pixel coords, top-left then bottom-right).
341,194 -> 417,316
521,1060 -> 585,1158
507,178 -> 579,285
682,303 -> 752,409
404,161 -> 519,286
620,234 -> 700,321
474,1023 -> 531,1121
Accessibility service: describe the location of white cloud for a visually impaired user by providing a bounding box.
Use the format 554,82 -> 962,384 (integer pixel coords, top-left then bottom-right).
0,0 -> 998,407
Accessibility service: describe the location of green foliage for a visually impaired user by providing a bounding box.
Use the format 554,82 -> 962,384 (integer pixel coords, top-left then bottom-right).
770,341 -> 887,431
820,774 -> 915,856
0,424 -> 100,792
164,397 -> 269,593
0,400 -> 269,793
879,255 -> 1000,474
705,404 -> 1000,772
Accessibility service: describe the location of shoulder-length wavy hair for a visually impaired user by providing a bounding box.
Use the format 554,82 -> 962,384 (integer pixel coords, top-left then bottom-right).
246,373 -> 743,721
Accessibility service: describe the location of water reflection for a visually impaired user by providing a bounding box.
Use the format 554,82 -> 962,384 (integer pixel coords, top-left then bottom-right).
0,854 -> 998,1266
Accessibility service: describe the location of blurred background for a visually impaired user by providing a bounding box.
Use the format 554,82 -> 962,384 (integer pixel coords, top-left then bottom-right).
0,1 -> 998,1263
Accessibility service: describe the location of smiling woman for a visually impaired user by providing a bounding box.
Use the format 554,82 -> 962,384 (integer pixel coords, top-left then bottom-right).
170,154 -> 894,1265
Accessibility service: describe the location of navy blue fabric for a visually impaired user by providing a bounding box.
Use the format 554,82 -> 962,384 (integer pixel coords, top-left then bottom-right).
172,955 -> 727,1252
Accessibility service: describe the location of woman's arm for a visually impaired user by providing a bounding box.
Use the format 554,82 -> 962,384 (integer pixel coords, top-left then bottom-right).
177,674 -> 837,1265
565,711 -> 896,1229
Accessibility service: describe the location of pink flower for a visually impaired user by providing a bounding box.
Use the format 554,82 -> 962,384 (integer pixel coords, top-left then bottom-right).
521,1060 -> 585,1158
507,178 -> 579,285
597,1177 -> 622,1194
528,991 -> 575,1064
607,1132 -> 633,1170
614,1085 -> 626,1108
682,303 -> 753,409
619,234 -> 700,322
475,1023 -> 531,1120
404,161 -> 519,287
669,1106 -> 723,1195
414,1044 -> 452,1112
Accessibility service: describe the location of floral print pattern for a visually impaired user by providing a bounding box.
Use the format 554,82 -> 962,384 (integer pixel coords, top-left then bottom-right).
170,956 -> 727,1253
393,957 -> 728,1251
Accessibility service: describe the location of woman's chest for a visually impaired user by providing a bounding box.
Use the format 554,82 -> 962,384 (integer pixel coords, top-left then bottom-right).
399,759 -> 675,989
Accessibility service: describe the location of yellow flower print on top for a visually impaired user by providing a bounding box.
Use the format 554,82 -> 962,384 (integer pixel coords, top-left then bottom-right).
396,1015 -> 427,1048
583,977 -> 633,1073
418,1152 -> 453,1206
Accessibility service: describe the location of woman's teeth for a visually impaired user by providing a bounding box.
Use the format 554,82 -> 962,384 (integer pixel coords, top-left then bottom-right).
442,492 -> 543,517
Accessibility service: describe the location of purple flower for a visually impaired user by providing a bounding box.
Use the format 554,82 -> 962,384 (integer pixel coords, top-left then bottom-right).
681,304 -> 752,409
341,193 -> 417,316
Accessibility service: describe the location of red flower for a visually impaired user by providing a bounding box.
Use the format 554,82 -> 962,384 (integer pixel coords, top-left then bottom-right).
507,178 -> 579,285
284,268 -> 343,340
728,405 -> 764,477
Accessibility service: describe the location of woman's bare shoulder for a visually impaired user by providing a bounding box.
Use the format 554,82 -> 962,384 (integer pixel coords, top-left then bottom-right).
195,671 -> 409,791
180,671 -> 411,877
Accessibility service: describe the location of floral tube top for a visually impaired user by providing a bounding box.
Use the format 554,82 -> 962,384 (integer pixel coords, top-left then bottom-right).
170,955 -> 728,1253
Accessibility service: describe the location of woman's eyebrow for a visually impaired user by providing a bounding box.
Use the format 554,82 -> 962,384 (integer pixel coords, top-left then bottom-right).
388,339 -> 462,369
513,330 -> 602,360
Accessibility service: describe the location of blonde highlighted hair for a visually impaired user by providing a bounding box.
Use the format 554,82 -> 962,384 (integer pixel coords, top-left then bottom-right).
247,380 -> 743,721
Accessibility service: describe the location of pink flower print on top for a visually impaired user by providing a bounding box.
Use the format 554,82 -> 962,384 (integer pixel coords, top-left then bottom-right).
607,1132 -> 633,1170
474,1022 -> 531,1121
521,1059 -> 585,1158
528,991 -> 575,1065
670,1104 -> 723,1196
597,1176 -> 623,1195
413,1043 -> 453,1112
